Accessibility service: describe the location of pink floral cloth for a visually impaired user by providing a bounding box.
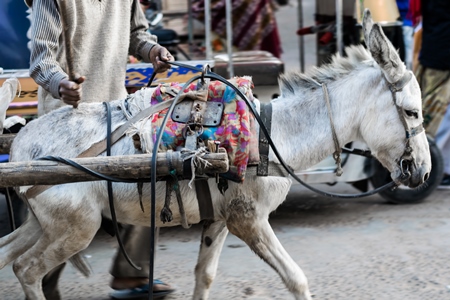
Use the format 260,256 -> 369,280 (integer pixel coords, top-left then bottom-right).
150,77 -> 258,182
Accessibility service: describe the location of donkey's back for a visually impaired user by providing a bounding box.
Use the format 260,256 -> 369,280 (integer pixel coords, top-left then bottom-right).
11,100 -> 129,163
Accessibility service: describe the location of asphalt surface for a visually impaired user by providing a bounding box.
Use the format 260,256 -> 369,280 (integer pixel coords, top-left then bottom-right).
1,184 -> 450,300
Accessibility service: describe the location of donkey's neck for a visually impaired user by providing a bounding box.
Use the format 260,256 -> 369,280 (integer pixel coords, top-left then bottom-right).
269,69 -> 379,171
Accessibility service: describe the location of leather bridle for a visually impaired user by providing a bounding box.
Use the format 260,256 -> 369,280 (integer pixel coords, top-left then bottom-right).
310,70 -> 424,187
385,71 -> 424,183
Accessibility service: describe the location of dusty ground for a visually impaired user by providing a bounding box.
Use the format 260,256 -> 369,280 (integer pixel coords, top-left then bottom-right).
1,184 -> 450,300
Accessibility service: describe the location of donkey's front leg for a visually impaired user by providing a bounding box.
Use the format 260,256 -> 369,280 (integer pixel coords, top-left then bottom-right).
193,220 -> 229,300
226,198 -> 312,300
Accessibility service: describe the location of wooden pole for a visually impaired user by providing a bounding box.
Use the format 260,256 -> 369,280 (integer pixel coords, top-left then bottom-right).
59,0 -> 77,82
0,149 -> 228,187
59,0 -> 82,108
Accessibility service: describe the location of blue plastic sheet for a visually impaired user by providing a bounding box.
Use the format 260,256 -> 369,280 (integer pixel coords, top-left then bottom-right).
0,154 -> 9,163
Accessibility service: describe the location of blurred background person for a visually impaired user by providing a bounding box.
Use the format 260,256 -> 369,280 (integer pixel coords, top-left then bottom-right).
191,0 -> 283,58
396,0 -> 414,69
412,0 -> 450,188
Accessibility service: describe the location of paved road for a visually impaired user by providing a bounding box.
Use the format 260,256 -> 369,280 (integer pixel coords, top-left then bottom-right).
1,184 -> 450,300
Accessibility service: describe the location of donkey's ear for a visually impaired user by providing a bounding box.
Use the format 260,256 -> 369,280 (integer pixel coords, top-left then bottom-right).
362,9 -> 374,47
368,23 -> 405,82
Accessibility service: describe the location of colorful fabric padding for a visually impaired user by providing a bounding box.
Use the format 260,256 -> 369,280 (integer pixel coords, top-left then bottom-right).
150,77 -> 258,182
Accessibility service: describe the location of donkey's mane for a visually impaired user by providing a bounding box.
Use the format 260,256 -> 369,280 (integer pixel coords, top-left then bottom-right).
279,45 -> 374,95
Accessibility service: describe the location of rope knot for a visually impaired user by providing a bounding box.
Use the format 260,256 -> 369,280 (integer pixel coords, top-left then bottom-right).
181,147 -> 212,188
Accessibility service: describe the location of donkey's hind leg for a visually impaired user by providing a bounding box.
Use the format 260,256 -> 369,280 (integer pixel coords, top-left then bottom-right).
0,213 -> 41,270
12,199 -> 102,300
193,220 -> 229,300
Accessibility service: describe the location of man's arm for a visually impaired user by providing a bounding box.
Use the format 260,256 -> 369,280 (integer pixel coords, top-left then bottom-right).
29,0 -> 68,99
129,0 -> 173,72
129,0 -> 157,62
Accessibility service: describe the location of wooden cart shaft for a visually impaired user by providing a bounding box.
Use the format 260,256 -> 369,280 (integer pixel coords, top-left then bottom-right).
0,149 -> 228,187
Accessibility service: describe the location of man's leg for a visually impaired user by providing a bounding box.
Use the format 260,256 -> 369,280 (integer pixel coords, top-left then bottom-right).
109,225 -> 174,298
436,106 -> 450,187
416,66 -> 450,136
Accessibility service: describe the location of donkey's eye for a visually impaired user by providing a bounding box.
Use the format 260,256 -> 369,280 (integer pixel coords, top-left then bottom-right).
405,110 -> 418,119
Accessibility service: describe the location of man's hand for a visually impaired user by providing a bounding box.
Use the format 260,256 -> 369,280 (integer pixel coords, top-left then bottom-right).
149,45 -> 174,73
59,76 -> 86,108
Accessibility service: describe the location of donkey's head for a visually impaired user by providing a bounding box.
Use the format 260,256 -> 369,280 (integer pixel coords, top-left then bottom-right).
360,9 -> 431,188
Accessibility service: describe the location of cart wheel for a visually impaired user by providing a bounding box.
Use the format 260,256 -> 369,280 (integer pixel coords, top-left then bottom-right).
370,137 -> 444,204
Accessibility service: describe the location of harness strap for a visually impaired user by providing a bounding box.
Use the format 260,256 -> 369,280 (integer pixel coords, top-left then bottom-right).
388,71 -> 424,160
78,100 -> 174,158
195,180 -> 215,221
173,176 -> 191,228
161,155 -> 191,228
179,79 -> 216,222
24,99 -> 176,199
257,103 -> 272,176
322,83 -> 343,176
103,102 -> 142,271
389,71 -> 413,93
247,161 -> 289,177
309,77 -> 343,176
384,70 -> 425,180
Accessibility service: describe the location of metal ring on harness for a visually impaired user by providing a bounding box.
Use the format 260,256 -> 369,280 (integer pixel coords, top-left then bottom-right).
182,123 -> 204,139
400,158 -> 411,180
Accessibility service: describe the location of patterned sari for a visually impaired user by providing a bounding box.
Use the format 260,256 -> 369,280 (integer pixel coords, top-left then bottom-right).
191,0 -> 282,58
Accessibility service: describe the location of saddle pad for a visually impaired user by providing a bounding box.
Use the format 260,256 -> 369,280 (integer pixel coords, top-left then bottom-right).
149,77 -> 259,182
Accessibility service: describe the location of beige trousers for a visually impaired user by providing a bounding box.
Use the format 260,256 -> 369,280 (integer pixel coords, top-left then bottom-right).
415,65 -> 450,137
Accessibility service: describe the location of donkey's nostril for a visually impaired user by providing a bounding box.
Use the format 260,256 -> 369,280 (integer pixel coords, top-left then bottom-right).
423,172 -> 430,182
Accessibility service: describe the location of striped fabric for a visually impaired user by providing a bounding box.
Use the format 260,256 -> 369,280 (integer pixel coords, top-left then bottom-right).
28,0 -> 157,114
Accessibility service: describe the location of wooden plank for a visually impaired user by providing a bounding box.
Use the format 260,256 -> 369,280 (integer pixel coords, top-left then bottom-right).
0,149 -> 228,187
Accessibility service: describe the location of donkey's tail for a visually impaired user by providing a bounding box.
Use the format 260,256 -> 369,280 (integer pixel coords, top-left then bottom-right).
69,253 -> 92,277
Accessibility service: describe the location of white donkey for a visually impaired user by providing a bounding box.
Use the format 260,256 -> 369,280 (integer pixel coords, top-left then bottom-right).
0,11 -> 431,300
